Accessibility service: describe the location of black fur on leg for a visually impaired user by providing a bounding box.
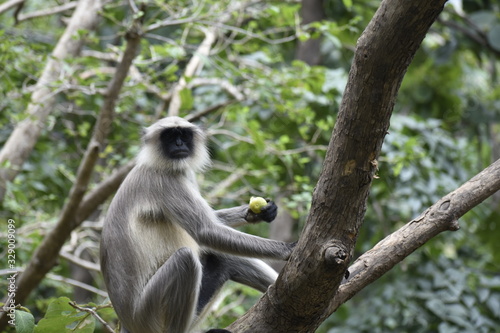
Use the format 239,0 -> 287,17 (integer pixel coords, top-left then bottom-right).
205,329 -> 232,333
198,253 -> 231,314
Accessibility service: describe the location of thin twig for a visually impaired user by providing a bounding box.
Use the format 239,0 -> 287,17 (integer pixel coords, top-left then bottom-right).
69,302 -> 115,333
0,268 -> 107,298
16,1 -> 78,23
188,78 -> 244,101
186,100 -> 237,122
49,274 -> 108,298
60,251 -> 101,272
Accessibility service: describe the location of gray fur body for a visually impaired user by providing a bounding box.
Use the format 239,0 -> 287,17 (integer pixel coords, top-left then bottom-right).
100,117 -> 292,333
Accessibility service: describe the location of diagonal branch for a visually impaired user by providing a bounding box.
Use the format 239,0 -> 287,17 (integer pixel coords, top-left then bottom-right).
15,1 -> 78,24
228,0 -> 449,332
327,157 -> 500,315
74,160 -> 135,227
438,17 -> 500,57
167,27 -> 217,117
0,0 -> 102,203
0,0 -> 24,16
0,17 -> 143,331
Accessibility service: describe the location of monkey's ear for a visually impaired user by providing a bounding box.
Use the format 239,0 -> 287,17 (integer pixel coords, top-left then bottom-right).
140,127 -> 151,143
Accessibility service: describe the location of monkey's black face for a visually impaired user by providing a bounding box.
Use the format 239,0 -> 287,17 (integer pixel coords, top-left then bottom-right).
160,127 -> 194,160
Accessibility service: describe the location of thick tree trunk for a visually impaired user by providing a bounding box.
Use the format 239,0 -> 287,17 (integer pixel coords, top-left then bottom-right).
269,196 -> 295,271
0,0 -> 102,203
228,0 -> 448,332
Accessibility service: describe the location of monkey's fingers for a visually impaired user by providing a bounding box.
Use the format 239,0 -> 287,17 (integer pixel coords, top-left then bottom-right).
259,201 -> 278,222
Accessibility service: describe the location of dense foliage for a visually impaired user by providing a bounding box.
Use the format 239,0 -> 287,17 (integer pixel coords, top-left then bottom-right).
0,0 -> 499,332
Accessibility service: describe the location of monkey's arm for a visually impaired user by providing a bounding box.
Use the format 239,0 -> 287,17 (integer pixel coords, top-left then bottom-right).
168,198 -> 292,259
215,206 -> 248,227
198,223 -> 294,260
216,201 -> 278,227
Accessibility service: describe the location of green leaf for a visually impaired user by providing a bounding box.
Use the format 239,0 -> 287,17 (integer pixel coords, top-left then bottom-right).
486,294 -> 500,317
77,122 -> 91,138
15,310 -> 35,333
342,0 -> 353,9
468,10 -> 496,31
487,24 -> 500,52
35,297 -> 95,333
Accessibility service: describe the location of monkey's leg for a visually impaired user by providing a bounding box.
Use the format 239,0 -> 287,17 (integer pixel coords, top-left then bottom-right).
227,256 -> 278,292
135,247 -> 202,333
198,254 -> 277,315
195,255 -> 275,333
197,253 -> 230,314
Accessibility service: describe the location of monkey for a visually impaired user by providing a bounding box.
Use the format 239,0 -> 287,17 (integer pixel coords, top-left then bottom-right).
100,116 -> 295,333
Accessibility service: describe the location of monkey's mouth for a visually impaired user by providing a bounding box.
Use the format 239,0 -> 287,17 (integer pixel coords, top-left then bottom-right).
171,149 -> 190,159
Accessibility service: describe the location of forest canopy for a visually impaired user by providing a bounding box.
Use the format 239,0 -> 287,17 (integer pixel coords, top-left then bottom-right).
1,0 -> 500,332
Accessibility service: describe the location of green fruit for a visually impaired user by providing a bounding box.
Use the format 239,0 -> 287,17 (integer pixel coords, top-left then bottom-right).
249,196 -> 267,214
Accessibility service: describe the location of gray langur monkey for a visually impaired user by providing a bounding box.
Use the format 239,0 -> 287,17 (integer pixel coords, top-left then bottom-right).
100,116 -> 295,333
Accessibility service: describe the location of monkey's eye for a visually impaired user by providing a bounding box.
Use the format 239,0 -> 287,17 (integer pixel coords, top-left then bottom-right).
179,130 -> 193,143
160,128 -> 193,144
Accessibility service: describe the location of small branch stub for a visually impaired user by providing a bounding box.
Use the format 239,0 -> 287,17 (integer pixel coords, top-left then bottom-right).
324,243 -> 348,266
449,219 -> 460,231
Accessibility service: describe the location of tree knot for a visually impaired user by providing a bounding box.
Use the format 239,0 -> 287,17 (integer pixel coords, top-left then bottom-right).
323,241 -> 349,266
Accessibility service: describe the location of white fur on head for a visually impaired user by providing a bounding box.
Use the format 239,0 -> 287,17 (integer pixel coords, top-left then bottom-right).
136,116 -> 211,173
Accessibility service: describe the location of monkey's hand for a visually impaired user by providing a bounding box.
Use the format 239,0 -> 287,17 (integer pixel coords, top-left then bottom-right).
285,241 -> 298,260
245,199 -> 278,223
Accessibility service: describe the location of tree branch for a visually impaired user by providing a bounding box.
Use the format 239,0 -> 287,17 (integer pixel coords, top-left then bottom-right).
228,0 -> 449,331
60,251 -> 101,272
74,160 -> 135,227
0,15 -> 143,330
167,27 -> 217,117
0,268 -> 107,298
438,17 -> 500,57
327,157 -> 500,315
0,0 -> 23,16
188,78 -> 244,101
0,0 -> 102,203
69,302 -> 114,333
185,99 -> 237,122
15,1 -> 78,24
164,0 -> 263,118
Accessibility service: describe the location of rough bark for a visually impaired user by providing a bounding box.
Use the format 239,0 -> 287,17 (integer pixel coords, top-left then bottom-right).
327,157 -> 500,314
228,0 -> 448,332
490,124 -> 500,206
0,0 -> 102,203
269,196 -> 295,271
0,19 -> 142,332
